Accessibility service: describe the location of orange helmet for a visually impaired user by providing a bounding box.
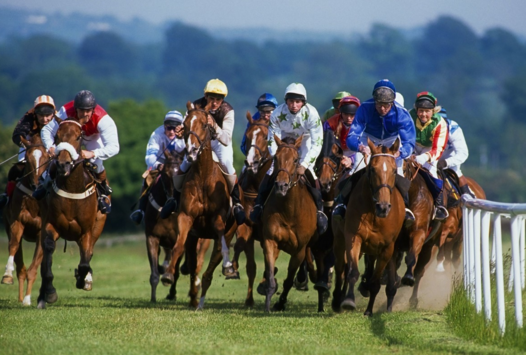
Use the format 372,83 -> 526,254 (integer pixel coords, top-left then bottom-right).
33,95 -> 55,115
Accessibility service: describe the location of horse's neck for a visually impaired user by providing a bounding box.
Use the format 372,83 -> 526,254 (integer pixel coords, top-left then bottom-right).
56,164 -> 90,193
248,160 -> 271,192
273,184 -> 309,214
194,145 -> 215,173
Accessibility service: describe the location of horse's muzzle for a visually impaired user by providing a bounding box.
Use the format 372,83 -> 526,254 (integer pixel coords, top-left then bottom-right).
57,161 -> 73,177
375,202 -> 391,218
275,181 -> 289,196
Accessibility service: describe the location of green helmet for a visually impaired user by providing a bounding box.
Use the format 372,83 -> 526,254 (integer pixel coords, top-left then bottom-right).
333,91 -> 351,100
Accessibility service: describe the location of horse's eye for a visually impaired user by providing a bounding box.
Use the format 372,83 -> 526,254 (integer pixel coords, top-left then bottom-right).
294,158 -> 299,164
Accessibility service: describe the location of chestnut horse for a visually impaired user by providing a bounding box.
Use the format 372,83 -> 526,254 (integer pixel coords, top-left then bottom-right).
144,144 -> 210,302
232,111 -> 272,306
1,133 -> 49,305
261,135 -> 326,312
37,118 -> 107,309
332,138 -> 405,316
161,102 -> 237,309
436,175 -> 485,272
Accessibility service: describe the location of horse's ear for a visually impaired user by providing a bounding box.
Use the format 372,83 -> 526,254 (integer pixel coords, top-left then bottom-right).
246,111 -> 253,124
204,101 -> 213,113
391,137 -> 401,156
274,134 -> 282,146
294,134 -> 304,149
186,101 -> 194,111
367,137 -> 375,152
332,144 -> 343,158
20,136 -> 30,147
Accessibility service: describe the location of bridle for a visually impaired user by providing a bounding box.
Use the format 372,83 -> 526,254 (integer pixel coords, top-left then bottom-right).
54,120 -> 85,169
246,122 -> 271,170
185,109 -> 213,157
274,144 -> 301,188
315,152 -> 342,184
367,153 -> 397,203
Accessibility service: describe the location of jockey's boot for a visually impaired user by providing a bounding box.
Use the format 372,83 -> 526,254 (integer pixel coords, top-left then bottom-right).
249,174 -> 273,223
332,175 -> 354,221
306,181 -> 329,235
224,173 -> 246,225
395,174 -> 415,227
130,195 -> 147,225
94,170 -> 112,214
458,176 -> 475,198
32,170 -> 54,200
1,163 -> 25,209
160,171 -> 185,219
434,190 -> 449,221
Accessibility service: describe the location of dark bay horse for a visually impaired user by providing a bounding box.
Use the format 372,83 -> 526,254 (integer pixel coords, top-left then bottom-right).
261,135 -> 326,312
436,175 -> 485,272
144,144 -> 211,303
161,102 -> 237,309
37,118 -> 107,309
332,138 -> 405,316
232,111 -> 272,307
1,133 -> 49,305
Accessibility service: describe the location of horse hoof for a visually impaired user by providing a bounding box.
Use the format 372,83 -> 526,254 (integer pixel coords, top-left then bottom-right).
402,275 -> 415,287
161,273 -> 174,286
409,298 -> 418,309
331,299 -> 342,313
436,263 -> 445,273
244,298 -> 254,308
1,275 -> 13,285
37,299 -> 46,309
225,270 -> 240,280
314,281 -> 329,291
272,302 -> 286,312
83,282 -> 92,291
166,293 -> 176,301
358,282 -> 370,298
341,298 -> 356,311
293,277 -> 309,291
45,292 -> 58,304
257,280 -> 278,296
22,295 -> 31,306
222,266 -> 238,279
364,310 -> 373,317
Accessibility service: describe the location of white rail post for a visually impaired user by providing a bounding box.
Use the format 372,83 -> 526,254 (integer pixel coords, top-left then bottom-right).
468,208 -> 476,302
481,211 -> 492,321
463,204 -> 470,290
521,217 -> 525,290
510,216 -> 524,328
474,209 -> 482,312
493,214 -> 506,334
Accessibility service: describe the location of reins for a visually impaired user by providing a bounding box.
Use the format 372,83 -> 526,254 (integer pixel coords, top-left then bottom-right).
368,153 -> 397,201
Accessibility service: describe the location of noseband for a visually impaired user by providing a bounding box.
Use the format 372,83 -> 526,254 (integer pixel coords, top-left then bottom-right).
55,120 -> 84,167
246,122 -> 271,169
274,144 -> 301,188
368,153 -> 396,202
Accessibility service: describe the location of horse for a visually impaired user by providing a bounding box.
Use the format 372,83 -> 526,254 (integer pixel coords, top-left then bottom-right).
160,101 -> 237,309
436,175 -> 485,272
231,111 -> 272,307
37,118 -> 107,309
143,143 -> 210,303
332,138 -> 405,316
261,134 -> 326,312
1,133 -> 49,305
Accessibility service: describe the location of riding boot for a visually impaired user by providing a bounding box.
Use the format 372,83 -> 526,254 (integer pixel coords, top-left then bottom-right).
32,167 -> 55,200
459,182 -> 475,198
231,182 -> 246,225
130,195 -> 148,225
0,180 -> 16,211
395,174 -> 415,226
332,176 -> 353,221
94,170 -> 112,196
160,171 -> 185,219
249,174 -> 273,223
94,170 -> 111,214
434,189 -> 449,221
305,180 -> 329,235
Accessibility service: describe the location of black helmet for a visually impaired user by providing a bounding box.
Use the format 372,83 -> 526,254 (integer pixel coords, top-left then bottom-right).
74,90 -> 97,110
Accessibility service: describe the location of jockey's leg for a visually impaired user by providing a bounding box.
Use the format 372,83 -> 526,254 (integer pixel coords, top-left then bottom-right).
0,162 -> 25,210
332,168 -> 366,220
32,160 -> 56,200
93,166 -> 111,214
249,173 -> 274,223
427,162 -> 449,221
130,180 -> 148,225
230,179 -> 246,225
160,161 -> 185,219
394,174 -> 416,226
304,171 -> 328,235
457,171 -> 475,198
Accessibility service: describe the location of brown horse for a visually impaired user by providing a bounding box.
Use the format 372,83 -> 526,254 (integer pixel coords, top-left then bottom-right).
161,102 -> 237,309
232,111 -> 272,307
1,133 -> 49,305
144,144 -> 210,302
332,138 -> 405,316
261,134 -> 327,312
436,175 -> 485,272
37,118 -> 107,309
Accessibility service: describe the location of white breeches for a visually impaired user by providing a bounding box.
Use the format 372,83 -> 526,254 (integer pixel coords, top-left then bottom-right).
444,163 -> 463,177
180,140 -> 236,175
83,137 -> 105,173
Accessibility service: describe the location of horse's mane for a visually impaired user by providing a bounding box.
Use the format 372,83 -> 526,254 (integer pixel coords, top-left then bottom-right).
281,137 -> 296,145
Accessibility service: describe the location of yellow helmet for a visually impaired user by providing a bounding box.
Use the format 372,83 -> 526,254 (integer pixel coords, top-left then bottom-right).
204,79 -> 228,97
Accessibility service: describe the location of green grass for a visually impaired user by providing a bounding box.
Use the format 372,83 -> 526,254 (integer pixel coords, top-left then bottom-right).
0,237 -> 522,355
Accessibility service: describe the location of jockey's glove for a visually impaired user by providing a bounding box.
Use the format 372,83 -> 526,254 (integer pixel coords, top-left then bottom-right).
297,165 -> 306,176
414,154 -> 429,166
437,160 -> 447,169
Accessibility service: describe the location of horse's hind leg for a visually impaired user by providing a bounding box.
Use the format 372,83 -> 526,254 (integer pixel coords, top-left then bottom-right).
273,248 -> 305,312
403,229 -> 426,287
331,222 -> 346,313
2,221 -> 24,285
146,235 -> 160,302
76,232 -> 95,291
262,239 -> 279,312
23,236 -> 44,306
409,241 -> 434,309
243,237 -> 257,307
342,238 -> 362,311
37,226 -> 59,309
186,236 -> 201,309
232,224 -> 249,274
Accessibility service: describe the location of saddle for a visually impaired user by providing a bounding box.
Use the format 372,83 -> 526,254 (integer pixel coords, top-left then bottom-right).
439,168 -> 462,208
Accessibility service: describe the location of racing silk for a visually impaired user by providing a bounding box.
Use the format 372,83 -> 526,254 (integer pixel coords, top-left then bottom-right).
321,107 -> 336,123
240,111 -> 264,156
441,119 -> 468,167
12,109 -> 48,147
41,101 -> 120,161
193,97 -> 234,147
346,99 -> 415,159
268,103 -> 323,169
410,109 -> 448,162
145,125 -> 186,169
323,113 -> 351,154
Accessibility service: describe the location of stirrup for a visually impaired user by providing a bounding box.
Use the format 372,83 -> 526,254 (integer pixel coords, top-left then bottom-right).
130,209 -> 144,225
404,208 -> 415,227
332,203 -> 346,220
98,195 -> 111,214
233,203 -> 246,225
249,204 -> 263,223
317,211 -> 329,235
434,206 -> 449,221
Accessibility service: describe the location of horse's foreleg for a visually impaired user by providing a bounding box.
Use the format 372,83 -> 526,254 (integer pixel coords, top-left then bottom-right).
232,224 -> 250,273
312,250 -> 327,312
76,232 -> 95,291
244,237 -> 256,307
15,244 -> 27,303
2,221 -> 24,285
262,239 -> 278,312
342,236 -> 361,311
409,241 -> 434,309
23,234 -> 44,306
331,222 -> 346,313
186,236 -> 200,310
273,247 -> 305,312
403,229 -> 426,287
365,244 -> 394,317
358,255 -> 375,298
37,225 -> 59,309
146,235 -> 160,303
385,251 -> 399,312
161,214 -> 192,285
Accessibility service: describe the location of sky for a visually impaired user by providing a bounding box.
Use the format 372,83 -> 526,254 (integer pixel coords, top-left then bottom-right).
3,0 -> 526,36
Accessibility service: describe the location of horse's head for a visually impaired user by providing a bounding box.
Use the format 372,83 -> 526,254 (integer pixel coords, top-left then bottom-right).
273,134 -> 303,196
315,130 -> 343,193
20,134 -> 49,189
367,137 -> 400,217
184,101 -> 212,163
244,111 -> 270,174
54,117 -> 83,177
161,141 -> 183,177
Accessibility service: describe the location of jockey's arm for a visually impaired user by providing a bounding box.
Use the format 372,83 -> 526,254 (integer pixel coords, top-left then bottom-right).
211,110 -> 234,147
423,118 -> 448,163
346,109 -> 367,152
41,117 -> 60,154
267,112 -> 281,157
398,113 -> 416,159
444,126 -> 469,167
145,128 -> 163,169
12,114 -> 33,147
92,115 -> 120,160
300,112 -> 323,169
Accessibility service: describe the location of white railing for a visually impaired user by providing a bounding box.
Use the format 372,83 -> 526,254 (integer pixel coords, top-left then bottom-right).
462,195 -> 525,334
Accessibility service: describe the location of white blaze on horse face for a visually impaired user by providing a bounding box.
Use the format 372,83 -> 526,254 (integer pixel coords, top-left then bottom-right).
383,162 -> 387,172
246,128 -> 261,165
187,115 -> 198,155
32,150 -> 42,176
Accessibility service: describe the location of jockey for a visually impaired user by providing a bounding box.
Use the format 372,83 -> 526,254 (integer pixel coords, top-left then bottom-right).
437,108 -> 475,197
321,91 -> 352,123
37,90 -> 120,214
332,79 -> 416,224
249,82 -> 328,235
409,91 -> 449,220
0,95 -> 56,210
161,79 -> 246,226
130,110 -> 185,225
240,93 -> 278,156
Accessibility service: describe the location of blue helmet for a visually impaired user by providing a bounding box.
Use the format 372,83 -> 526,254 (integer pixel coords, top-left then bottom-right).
372,79 -> 396,103
256,93 -> 278,109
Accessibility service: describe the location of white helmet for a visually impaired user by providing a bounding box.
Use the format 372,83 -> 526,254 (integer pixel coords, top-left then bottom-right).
284,83 -> 307,101
395,92 -> 405,107
164,110 -> 184,124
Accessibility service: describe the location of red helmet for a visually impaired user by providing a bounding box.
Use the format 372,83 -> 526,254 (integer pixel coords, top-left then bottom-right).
339,95 -> 360,114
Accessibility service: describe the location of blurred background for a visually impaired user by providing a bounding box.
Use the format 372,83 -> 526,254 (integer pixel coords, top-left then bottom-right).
1,1 -> 526,232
